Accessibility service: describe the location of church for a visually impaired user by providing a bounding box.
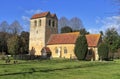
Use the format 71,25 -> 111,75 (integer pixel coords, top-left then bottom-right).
29,11 -> 101,60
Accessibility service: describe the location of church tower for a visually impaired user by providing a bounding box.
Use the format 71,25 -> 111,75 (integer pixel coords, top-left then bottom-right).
29,12 -> 58,55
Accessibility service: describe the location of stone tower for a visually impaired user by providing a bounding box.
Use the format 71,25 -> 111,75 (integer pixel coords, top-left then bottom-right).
29,12 -> 58,55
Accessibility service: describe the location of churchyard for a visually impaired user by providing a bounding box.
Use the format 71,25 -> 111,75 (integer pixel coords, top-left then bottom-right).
0,59 -> 120,79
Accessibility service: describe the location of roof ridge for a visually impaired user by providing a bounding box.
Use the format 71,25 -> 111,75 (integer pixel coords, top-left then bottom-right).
31,11 -> 57,19
52,32 -> 80,35
86,34 -> 101,35
34,11 -> 50,15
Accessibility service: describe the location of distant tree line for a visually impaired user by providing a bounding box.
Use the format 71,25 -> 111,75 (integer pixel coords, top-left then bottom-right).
0,21 -> 29,55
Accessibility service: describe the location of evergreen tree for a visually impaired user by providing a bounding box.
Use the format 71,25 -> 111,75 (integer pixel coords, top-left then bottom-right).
61,26 -> 72,33
74,35 -> 88,60
104,28 -> 119,59
98,43 -> 109,60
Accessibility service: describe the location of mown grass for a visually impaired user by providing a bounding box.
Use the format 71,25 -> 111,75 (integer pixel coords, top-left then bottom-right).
0,59 -> 120,79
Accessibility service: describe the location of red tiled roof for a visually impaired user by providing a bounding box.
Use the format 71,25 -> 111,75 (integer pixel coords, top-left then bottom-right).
41,47 -> 51,53
86,34 -> 101,47
47,33 -> 101,47
51,14 -> 56,17
47,32 -> 80,45
31,11 -> 56,19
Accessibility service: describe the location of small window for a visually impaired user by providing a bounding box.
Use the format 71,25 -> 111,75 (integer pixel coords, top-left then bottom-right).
34,20 -> 37,26
52,21 -> 55,27
88,49 -> 92,55
49,20 -> 51,26
55,47 -> 58,54
64,47 -> 67,54
39,20 -> 41,26
36,30 -> 38,34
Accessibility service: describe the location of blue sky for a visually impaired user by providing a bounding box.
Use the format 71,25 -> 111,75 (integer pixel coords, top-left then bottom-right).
0,0 -> 119,33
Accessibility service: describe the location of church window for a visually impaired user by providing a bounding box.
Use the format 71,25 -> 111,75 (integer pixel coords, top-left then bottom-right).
64,47 -> 67,54
39,20 -> 41,26
49,20 -> 51,26
34,20 -> 37,26
55,47 -> 58,54
88,49 -> 92,55
36,30 -> 38,34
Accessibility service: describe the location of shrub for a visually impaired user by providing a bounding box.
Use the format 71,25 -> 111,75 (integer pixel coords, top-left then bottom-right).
1,55 -> 6,60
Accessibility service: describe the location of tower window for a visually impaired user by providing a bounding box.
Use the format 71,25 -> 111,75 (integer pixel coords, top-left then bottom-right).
34,20 -> 37,26
39,20 -> 41,26
52,21 -> 55,27
49,20 -> 51,26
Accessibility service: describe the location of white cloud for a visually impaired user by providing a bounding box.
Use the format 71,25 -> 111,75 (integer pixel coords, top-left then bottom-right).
88,16 -> 120,34
101,16 -> 120,34
22,16 -> 30,22
25,9 -> 43,15
88,29 -> 100,34
95,17 -> 101,24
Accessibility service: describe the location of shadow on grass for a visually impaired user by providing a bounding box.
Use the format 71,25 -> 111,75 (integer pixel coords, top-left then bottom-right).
0,62 -> 109,76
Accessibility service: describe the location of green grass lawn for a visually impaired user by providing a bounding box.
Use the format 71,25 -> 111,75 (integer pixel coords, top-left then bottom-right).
0,59 -> 120,79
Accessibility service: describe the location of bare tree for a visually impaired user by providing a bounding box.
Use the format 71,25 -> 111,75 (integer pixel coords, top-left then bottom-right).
0,21 -> 9,32
70,17 -> 84,30
58,17 -> 69,33
59,17 -> 84,33
9,20 -> 22,35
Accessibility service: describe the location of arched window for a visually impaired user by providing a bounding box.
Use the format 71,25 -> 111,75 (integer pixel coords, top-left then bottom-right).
39,20 -> 41,26
88,49 -> 93,55
36,30 -> 38,34
34,20 -> 37,26
55,47 -> 58,54
52,21 -> 55,27
49,20 -> 51,26
64,47 -> 67,54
